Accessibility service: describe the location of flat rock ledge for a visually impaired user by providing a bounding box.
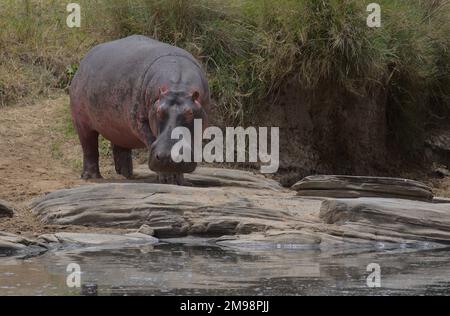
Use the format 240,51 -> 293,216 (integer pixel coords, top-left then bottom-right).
38,232 -> 158,246
0,199 -> 15,218
0,231 -> 47,257
28,167 -> 450,252
0,231 -> 159,257
30,183 -> 309,237
292,175 -> 433,201
320,198 -> 450,243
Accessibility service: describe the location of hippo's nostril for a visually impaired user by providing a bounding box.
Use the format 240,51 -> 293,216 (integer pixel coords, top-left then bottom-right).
154,151 -> 171,163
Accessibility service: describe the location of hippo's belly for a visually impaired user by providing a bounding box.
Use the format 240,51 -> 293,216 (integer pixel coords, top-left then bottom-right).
89,112 -> 146,149
99,129 -> 146,149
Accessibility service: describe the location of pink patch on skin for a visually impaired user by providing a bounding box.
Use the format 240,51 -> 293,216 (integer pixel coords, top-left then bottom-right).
194,100 -> 202,109
156,104 -> 164,121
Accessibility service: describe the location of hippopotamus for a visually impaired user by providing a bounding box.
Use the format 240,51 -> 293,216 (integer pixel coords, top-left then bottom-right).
69,35 -> 210,184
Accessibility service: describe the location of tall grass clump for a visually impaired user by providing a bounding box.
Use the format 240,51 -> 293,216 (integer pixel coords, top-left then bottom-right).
379,0 -> 450,152
244,0 -> 450,154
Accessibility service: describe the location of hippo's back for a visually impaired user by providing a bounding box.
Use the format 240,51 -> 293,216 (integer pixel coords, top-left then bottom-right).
79,35 -> 197,75
71,35 -> 198,107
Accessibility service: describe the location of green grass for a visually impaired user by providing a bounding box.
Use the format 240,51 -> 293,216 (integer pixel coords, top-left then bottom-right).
1,0 -> 449,156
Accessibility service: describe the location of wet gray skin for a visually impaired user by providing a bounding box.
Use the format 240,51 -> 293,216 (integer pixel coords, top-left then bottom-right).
70,35 -> 210,185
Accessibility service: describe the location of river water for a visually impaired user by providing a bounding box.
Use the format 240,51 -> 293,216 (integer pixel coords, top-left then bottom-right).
1,240 -> 450,296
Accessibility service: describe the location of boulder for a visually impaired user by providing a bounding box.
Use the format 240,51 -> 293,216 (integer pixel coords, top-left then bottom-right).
319,198 -> 450,243
292,175 -> 433,201
0,199 -> 15,218
30,183 -> 315,238
28,168 -> 450,251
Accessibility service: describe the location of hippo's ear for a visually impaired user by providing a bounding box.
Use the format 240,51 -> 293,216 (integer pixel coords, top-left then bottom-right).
192,91 -> 200,101
158,86 -> 169,97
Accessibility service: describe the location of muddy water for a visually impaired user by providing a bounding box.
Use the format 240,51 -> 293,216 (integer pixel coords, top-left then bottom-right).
1,241 -> 450,296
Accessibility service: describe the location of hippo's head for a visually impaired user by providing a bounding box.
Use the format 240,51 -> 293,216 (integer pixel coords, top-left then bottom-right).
148,87 -> 208,173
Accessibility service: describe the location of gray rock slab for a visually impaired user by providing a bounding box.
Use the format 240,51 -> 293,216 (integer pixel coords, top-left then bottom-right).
292,175 -> 433,201
30,183 -> 313,238
319,197 -> 450,243
28,168 -> 450,249
433,196 -> 450,204
37,232 -> 158,246
0,231 -> 48,257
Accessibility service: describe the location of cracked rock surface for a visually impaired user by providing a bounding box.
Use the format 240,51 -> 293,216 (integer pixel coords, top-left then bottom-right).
28,167 -> 450,251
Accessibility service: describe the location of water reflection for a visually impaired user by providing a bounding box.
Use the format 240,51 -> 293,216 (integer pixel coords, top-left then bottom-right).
1,242 -> 450,295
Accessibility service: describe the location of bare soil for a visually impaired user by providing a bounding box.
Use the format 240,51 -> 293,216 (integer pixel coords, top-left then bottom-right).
0,94 -> 129,236
0,94 -> 449,236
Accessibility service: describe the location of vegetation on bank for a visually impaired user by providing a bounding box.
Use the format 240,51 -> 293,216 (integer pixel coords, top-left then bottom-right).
1,0 -> 449,156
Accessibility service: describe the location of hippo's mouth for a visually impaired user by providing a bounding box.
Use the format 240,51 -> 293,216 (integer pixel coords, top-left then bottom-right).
148,156 -> 197,174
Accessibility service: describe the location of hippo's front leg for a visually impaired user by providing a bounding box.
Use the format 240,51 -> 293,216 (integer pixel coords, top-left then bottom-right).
157,172 -> 186,185
112,144 -> 133,179
137,119 -> 156,149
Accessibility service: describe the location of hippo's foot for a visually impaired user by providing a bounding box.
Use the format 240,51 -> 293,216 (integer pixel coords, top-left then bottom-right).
112,144 -> 133,179
81,169 -> 103,180
157,172 -> 186,185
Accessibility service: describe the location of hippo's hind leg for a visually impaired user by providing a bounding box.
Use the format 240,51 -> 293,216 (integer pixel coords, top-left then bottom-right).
112,144 -> 133,179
